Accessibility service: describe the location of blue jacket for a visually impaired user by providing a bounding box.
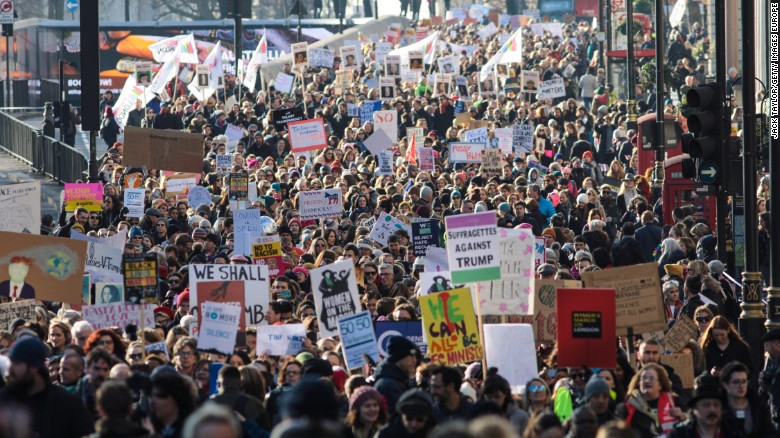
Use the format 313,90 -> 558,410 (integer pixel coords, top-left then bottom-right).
635,223 -> 662,262
538,197 -> 557,224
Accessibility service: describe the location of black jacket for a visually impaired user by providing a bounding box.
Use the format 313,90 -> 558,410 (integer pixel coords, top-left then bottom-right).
88,418 -> 155,438
0,382 -> 95,438
376,415 -> 435,438
720,391 -> 776,438
611,236 -> 645,267
373,360 -> 413,417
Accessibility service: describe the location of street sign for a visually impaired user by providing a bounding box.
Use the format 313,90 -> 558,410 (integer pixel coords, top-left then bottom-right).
699,160 -> 718,184
65,0 -> 78,12
0,0 -> 13,24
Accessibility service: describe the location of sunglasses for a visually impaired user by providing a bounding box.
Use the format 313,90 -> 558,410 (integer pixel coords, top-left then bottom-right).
570,373 -> 586,379
696,316 -> 712,323
128,353 -> 143,360
89,216 -> 100,220
365,271 -> 377,276
529,385 -> 547,392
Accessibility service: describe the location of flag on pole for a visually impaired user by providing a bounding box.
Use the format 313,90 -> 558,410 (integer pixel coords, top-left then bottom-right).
188,41 -> 223,101
148,35 -> 188,63
479,28 -> 523,82
243,34 -> 268,92
148,44 -> 181,95
177,34 -> 200,64
112,75 -> 146,129
388,31 -> 440,66
405,133 -> 417,165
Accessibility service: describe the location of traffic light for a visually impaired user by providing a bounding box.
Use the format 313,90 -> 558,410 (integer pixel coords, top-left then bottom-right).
684,83 -> 724,185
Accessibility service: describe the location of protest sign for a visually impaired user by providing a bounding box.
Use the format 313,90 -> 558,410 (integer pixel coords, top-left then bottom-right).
255,324 -> 307,356
347,103 -> 358,117
476,21 -> 498,40
521,70 -> 540,94
463,127 -> 488,144
425,246 -> 449,273
481,149 -> 503,173
215,155 -> 232,175
250,235 -> 284,277
369,212 -> 411,246
417,147 -> 435,173
190,264 -> 270,347
406,127 -> 425,146
513,123 -> 533,154
528,278 -> 582,341
288,118 -> 328,153
378,150 -> 394,175
232,209 -> 263,256
0,181 -> 40,234
0,232 -> 86,303
122,253 -> 158,304
445,211 -> 500,283
224,124 -> 244,153
291,42 -> 308,69
534,236 -> 546,269
338,311 -> 380,370
124,127 -> 204,174
363,129 -> 395,156
449,142 -> 485,163
556,288 -> 617,368
661,314 -> 698,353
477,228 -> 534,315
94,282 -> 124,305
420,288 -> 482,365
0,300 -> 35,331
580,263 -> 666,334
307,47 -> 335,69
274,72 -> 295,94
359,100 -> 382,125
538,77 -> 566,99
187,186 -> 212,210
64,183 -> 103,212
411,220 -> 440,257
298,188 -> 342,220
311,259 -> 361,338
83,241 -> 123,284
493,127 -> 513,156
662,352 -> 695,388
375,321 -> 427,357
198,301 -> 242,355
340,45 -> 359,70
145,341 -> 169,359
70,230 -> 125,251
484,324 -> 538,392
373,110 -> 398,142
164,174 -> 198,196
272,107 -> 306,131
123,188 -> 145,218
229,173 -> 249,201
530,22 -> 563,37
82,303 -> 155,330
418,271 -> 461,296
379,77 -> 395,100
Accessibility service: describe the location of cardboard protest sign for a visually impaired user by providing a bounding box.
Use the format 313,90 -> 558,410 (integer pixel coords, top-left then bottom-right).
187,186 -> 212,210
0,300 -> 35,331
82,303 -> 155,330
93,282 -> 124,305
0,232 -> 86,303
308,48 -> 335,68
445,211 -> 500,283
299,189 -> 343,221
662,352 -> 695,388
64,183 -> 103,212
250,235 -> 284,277
377,150 -> 394,175
481,149 -> 503,173
484,324 -> 538,392
556,288 -> 617,368
82,240 -> 123,283
272,107 -> 306,131
538,77 -> 566,99
274,72 -> 295,94
369,211 -> 411,246
662,314 -> 698,353
0,181 -> 41,234
580,263 -> 666,334
420,287 -> 482,364
255,324 -> 307,356
528,278 -> 582,341
123,188 -> 145,218
449,142 -> 485,163
198,301 -> 242,355
124,127 -> 204,174
411,220 -> 440,257
310,259 -> 361,338
373,110 -> 398,142
122,253 -> 158,304
477,227 -> 534,315
338,310 -> 380,370
363,128 -> 395,156
376,321 -> 427,357
288,118 -> 328,153
513,123 -> 533,154
291,42 -> 309,68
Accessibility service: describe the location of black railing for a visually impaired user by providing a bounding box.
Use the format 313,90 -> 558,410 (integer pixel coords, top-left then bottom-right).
0,110 -> 87,183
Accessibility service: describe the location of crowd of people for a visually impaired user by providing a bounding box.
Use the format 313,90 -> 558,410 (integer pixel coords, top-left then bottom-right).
1,6 -> 777,438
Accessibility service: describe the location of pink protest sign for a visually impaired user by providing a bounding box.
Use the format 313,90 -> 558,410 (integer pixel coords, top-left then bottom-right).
288,118 -> 328,153
64,183 -> 104,212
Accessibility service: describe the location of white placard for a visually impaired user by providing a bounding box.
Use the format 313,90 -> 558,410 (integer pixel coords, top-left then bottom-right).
538,77 -> 566,99
123,188 -> 145,218
484,324 -> 539,393
274,72 -> 295,94
197,301 -> 242,355
82,303 -> 155,330
255,324 -> 307,356
373,110 -> 398,142
477,227 -> 535,315
311,259 -> 362,338
187,186 -> 212,210
0,181 -> 40,234
369,211 -> 411,246
449,142 -> 485,163
299,189 -> 343,221
338,310 -> 379,370
363,128 -> 395,156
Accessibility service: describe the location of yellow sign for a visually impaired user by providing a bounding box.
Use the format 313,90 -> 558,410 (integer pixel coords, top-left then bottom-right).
420,287 -> 482,365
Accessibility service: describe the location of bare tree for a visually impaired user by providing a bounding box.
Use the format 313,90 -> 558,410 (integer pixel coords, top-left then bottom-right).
152,0 -> 223,20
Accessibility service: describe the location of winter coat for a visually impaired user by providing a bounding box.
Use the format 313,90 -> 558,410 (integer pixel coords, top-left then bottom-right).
373,360 -> 413,417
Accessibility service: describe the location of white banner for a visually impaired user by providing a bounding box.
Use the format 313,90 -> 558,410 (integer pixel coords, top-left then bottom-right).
0,181 -> 40,234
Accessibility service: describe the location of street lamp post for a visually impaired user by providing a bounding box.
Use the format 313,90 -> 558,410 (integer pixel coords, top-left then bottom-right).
626,0 -> 637,131
767,0 -> 780,332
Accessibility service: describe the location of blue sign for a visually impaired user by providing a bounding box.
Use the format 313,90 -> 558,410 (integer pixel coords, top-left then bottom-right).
65,0 -> 79,12
337,311 -> 379,370
454,100 -> 465,114
359,100 -> 382,125
375,321 -> 427,357
699,160 -> 718,184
